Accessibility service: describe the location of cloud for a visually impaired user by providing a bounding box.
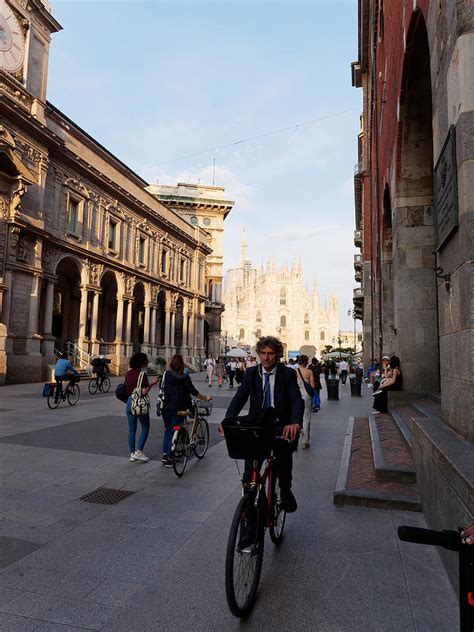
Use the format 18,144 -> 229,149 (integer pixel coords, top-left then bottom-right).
265,224 -> 340,242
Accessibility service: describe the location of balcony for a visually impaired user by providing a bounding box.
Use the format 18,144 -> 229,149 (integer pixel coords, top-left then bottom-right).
354,230 -> 362,248
355,270 -> 362,282
354,254 -> 362,271
353,287 -> 364,313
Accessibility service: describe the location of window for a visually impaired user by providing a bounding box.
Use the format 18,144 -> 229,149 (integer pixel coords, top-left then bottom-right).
320,331 -> 325,341
239,328 -> 245,340
358,333 -> 363,342
256,329 -> 262,338
280,315 -> 286,328
180,259 -> 186,282
305,330 -> 310,341
198,264 -> 203,290
280,288 -> 286,305
190,216 -> 198,225
108,220 -> 117,250
256,311 -> 262,323
161,250 -> 167,274
67,198 -> 79,234
138,236 -> 146,264
304,313 -> 309,324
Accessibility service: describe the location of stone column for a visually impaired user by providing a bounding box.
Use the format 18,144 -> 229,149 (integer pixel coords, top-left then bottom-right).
188,313 -> 196,358
182,308 -> 189,354
2,271 -> 13,352
115,295 -> 125,342
41,279 -> 56,357
169,309 -> 176,352
150,305 -> 157,348
90,291 -> 100,355
164,308 -> 171,346
25,273 -> 42,355
143,301 -> 151,347
78,286 -> 89,343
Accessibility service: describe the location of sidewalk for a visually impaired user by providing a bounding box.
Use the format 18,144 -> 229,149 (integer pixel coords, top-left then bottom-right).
0,373 -> 458,630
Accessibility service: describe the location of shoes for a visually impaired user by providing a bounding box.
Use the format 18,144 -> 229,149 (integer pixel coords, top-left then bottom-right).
367,384 -> 373,389
161,453 -> 168,463
129,453 -> 137,462
301,442 -> 310,449
280,489 -> 298,513
371,409 -> 381,414
208,384 -> 212,387
132,450 -> 150,462
165,459 -> 173,468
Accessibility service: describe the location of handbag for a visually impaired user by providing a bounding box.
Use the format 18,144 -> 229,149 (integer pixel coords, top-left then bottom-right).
42,382 -> 54,397
130,370 -> 150,415
156,371 -> 166,417
115,382 -> 128,403
298,369 -> 315,398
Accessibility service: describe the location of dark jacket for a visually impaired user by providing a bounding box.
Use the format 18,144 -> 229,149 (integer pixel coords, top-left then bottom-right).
225,363 -> 304,431
162,370 -> 199,415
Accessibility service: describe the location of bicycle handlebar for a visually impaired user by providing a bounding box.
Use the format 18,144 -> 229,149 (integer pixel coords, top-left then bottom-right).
398,526 -> 461,552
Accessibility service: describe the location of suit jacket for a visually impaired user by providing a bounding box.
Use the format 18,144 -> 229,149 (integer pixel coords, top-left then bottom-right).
225,363 -> 304,431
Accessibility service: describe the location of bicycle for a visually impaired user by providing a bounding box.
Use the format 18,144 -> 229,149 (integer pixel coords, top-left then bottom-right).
88,374 -> 111,394
170,398 -> 212,478
47,377 -> 80,409
398,525 -> 473,632
222,417 -> 287,618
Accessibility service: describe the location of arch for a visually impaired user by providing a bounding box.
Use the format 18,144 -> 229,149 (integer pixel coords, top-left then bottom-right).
156,290 -> 166,347
393,9 -> 439,391
54,253 -> 82,278
256,328 -> 262,338
239,328 -> 245,340
98,271 -> 118,343
280,315 -> 287,328
52,256 -> 82,348
280,287 -> 287,305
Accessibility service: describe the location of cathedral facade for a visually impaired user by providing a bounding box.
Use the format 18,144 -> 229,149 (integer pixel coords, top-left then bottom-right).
222,234 -> 339,357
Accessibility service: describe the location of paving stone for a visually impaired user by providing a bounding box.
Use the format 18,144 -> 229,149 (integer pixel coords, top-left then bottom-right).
0,612 -> 40,631
0,567 -> 104,600
83,579 -> 144,607
0,536 -> 42,569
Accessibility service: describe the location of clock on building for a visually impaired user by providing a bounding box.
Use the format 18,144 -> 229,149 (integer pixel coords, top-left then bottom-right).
0,0 -> 25,73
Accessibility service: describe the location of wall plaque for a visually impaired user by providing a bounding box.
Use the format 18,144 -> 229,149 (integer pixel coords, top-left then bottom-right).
434,125 -> 459,250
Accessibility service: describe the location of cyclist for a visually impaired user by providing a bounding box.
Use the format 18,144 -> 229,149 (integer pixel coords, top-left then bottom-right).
54,353 -> 79,403
91,355 -> 110,389
161,354 -> 212,467
221,336 -> 304,513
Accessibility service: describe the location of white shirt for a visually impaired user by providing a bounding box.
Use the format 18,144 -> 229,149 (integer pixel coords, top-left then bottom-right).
339,361 -> 349,372
261,366 -> 276,407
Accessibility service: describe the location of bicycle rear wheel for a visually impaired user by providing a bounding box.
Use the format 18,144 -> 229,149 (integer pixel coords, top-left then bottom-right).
172,427 -> 188,477
193,418 -> 209,459
47,385 -> 60,409
225,493 -> 264,618
88,379 -> 98,394
269,475 -> 286,545
101,376 -> 111,393
67,384 -> 80,406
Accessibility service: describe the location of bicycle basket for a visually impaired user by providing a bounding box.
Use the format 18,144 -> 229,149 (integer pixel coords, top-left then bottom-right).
222,410 -> 275,460
196,400 -> 213,416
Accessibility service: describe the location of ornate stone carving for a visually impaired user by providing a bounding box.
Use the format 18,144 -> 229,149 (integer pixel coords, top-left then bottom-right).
170,292 -> 179,311
16,234 -> 29,263
8,226 -> 20,260
10,180 -> 26,217
150,285 -> 159,303
42,246 -> 62,274
64,176 -> 89,198
13,137 -> 43,165
124,274 -> 135,296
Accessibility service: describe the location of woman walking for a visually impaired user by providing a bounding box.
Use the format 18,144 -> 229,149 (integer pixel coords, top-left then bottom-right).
204,353 -> 216,387
296,354 -> 316,448
161,355 -> 211,467
215,357 -> 225,387
125,352 -> 159,462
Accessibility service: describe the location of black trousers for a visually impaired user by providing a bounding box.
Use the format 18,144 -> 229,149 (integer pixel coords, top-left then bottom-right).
243,437 -> 297,491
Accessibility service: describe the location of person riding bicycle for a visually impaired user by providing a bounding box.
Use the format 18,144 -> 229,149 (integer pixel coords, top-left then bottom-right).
91,355 -> 110,389
54,353 -> 79,402
222,336 -> 304,513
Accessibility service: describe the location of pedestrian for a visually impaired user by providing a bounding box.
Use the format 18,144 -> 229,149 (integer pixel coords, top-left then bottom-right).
215,357 -> 225,387
125,352 -> 160,462
227,359 -> 237,388
372,356 -> 402,414
235,359 -> 245,385
309,357 -> 322,411
330,360 -> 337,379
161,354 -> 212,466
339,358 -> 349,385
295,355 -> 315,448
203,353 -> 216,387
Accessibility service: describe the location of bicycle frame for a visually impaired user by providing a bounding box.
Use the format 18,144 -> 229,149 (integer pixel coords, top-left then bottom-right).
248,456 -> 277,528
172,410 -> 201,451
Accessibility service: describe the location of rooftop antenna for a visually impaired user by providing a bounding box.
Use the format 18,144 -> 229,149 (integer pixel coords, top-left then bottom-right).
212,156 -> 216,185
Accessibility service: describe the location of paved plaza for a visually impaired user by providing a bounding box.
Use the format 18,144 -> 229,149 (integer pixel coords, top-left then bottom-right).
0,374 -> 458,631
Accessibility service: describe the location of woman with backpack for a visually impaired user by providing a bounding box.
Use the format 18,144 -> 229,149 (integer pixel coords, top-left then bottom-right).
161,355 -> 212,467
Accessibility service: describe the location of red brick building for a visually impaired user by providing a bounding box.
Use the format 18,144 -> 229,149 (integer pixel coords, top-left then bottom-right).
352,0 -> 473,587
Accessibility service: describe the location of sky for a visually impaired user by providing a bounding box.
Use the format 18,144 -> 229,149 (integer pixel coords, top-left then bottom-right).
47,0 -> 361,330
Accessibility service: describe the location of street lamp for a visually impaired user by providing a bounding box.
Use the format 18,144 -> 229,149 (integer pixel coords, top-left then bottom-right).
348,309 -> 357,353
332,331 -> 344,359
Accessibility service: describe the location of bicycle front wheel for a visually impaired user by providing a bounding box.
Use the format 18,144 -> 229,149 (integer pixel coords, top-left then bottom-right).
172,428 -> 188,477
88,379 -> 98,394
269,476 -> 286,545
193,418 -> 209,459
47,385 -> 60,409
101,376 -> 111,393
67,384 -> 80,406
225,494 -> 264,618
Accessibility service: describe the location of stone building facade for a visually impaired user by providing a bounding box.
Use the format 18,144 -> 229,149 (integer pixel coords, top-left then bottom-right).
222,232 -> 339,356
147,183 -> 234,360
0,0 -> 217,383
352,0 -> 473,587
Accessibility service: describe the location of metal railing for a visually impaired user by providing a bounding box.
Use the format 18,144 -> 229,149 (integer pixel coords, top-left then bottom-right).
65,341 -> 92,371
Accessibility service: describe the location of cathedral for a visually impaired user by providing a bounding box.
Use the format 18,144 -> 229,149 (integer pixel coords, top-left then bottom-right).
222,232 -> 339,357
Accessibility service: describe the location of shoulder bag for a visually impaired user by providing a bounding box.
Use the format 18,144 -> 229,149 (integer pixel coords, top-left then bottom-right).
156,371 -> 166,417
298,368 -> 315,398
130,370 -> 150,416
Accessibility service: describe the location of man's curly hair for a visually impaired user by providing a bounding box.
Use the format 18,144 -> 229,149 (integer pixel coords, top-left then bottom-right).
255,336 -> 284,359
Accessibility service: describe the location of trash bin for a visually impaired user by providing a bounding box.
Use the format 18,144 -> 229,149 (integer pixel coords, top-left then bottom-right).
326,378 -> 339,401
350,377 -> 362,397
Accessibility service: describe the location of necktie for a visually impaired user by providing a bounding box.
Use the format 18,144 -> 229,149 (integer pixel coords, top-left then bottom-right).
263,372 -> 271,409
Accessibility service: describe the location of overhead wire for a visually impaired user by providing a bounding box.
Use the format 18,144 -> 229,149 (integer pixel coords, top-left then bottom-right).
155,108 -> 359,166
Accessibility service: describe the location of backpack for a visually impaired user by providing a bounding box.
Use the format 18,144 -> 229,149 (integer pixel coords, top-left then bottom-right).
130,370 -> 150,416
91,357 -> 101,368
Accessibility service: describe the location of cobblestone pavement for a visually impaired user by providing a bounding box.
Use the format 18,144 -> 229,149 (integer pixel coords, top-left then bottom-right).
0,373 -> 458,631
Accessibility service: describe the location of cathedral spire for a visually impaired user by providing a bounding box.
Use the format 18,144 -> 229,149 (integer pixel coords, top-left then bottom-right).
240,227 -> 247,267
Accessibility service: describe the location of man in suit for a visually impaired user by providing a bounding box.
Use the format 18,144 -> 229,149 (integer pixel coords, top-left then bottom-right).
223,336 -> 304,512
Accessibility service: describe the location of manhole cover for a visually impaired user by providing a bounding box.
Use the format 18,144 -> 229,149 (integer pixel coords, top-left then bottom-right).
79,487 -> 135,505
